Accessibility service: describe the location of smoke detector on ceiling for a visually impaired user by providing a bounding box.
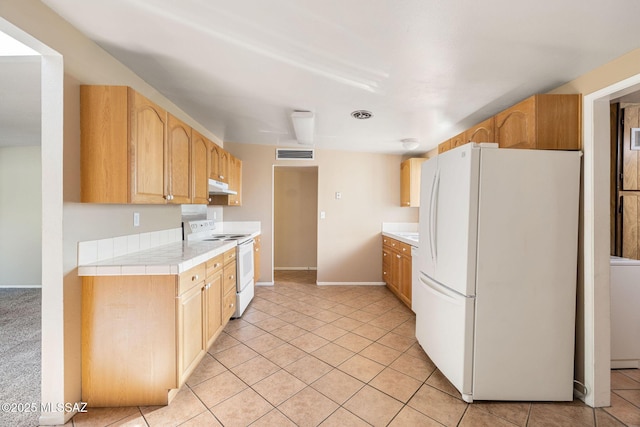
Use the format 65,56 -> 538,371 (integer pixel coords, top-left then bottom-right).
351,110 -> 373,120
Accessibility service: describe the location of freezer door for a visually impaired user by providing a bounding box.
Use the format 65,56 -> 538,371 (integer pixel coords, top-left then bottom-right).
432,144 -> 481,296
414,272 -> 475,397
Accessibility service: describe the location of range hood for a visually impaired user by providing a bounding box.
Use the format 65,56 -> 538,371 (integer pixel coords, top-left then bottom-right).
208,179 -> 237,195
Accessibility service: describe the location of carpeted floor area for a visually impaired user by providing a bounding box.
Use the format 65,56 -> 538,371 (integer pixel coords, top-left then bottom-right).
0,288 -> 41,427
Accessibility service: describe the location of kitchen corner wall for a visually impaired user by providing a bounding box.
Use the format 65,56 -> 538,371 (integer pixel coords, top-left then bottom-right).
222,141 -> 419,284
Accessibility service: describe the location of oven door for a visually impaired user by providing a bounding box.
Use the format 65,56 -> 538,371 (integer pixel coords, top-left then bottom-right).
237,239 -> 254,291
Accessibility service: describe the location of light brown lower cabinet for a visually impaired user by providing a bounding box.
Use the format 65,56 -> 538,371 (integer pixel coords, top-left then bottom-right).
382,236 -> 412,309
81,249 -> 236,407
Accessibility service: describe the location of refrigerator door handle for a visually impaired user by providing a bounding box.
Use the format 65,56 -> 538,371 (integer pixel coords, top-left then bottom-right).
430,170 -> 441,261
419,273 -> 465,304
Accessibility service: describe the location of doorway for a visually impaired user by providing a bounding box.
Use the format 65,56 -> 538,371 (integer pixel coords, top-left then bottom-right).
583,73 -> 640,407
273,166 -> 318,281
0,18 -> 65,426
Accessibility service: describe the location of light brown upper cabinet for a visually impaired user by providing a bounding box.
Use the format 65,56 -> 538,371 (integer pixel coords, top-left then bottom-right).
209,142 -> 229,184
210,153 -> 242,206
191,130 -> 210,204
166,114 -> 192,204
400,158 -> 427,207
438,139 -> 451,154
494,94 -> 581,150
450,131 -> 467,149
465,116 -> 495,143
81,86 -> 168,203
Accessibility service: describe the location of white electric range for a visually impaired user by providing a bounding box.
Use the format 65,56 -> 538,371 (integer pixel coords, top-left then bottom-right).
183,220 -> 254,318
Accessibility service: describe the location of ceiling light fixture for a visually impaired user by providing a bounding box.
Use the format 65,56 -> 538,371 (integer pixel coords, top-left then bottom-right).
351,110 -> 373,120
401,138 -> 420,150
291,111 -> 315,145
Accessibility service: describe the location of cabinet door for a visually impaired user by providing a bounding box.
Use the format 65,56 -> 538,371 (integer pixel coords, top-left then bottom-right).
400,160 -> 411,207
191,130 -> 210,204
177,283 -> 205,385
129,90 -> 167,204
205,272 -> 223,349
400,158 -> 427,207
465,117 -> 495,143
495,96 -> 536,149
382,247 -> 393,286
167,114 -> 192,204
622,193 -> 640,259
623,105 -> 640,191
219,149 -> 230,184
399,252 -> 412,305
209,142 -> 223,181
438,139 -> 451,154
450,131 -> 467,149
228,155 -> 242,206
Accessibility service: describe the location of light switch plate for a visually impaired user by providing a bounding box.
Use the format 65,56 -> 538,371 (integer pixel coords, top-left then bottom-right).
133,212 -> 140,227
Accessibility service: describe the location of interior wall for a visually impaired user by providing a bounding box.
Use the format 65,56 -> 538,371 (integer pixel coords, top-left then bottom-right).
223,141 -> 419,284
0,146 -> 42,286
0,2 -> 224,423
550,47 -> 640,407
274,167 -> 318,269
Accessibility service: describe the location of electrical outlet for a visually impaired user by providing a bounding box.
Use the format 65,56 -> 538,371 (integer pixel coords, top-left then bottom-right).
320,211 -> 326,219
133,212 -> 140,227
335,192 -> 341,199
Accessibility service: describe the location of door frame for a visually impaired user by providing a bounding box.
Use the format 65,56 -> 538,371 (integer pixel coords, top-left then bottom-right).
0,18 -> 65,425
582,71 -> 640,407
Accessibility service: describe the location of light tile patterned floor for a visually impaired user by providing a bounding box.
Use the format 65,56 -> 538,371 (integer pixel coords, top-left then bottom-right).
70,270 -> 640,426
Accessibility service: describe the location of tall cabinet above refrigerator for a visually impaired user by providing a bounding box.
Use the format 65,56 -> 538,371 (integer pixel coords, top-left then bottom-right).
413,142 -> 581,403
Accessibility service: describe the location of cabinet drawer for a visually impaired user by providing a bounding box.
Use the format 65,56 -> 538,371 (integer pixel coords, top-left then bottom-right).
178,263 -> 206,295
223,290 -> 236,320
206,254 -> 224,277
224,248 -> 237,265
223,260 -> 237,295
383,236 -> 397,249
398,242 -> 412,255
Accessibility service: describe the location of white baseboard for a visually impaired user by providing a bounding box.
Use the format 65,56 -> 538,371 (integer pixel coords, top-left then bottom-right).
316,282 -> 386,286
273,267 -> 317,271
256,281 -> 275,287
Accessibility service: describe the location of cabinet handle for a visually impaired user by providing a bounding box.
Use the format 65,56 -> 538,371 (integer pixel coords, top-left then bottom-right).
208,197 -> 212,202
230,303 -> 234,308
219,175 -> 224,179
192,274 -> 199,281
229,275 -> 234,280
396,255 -> 401,258
255,248 -> 259,252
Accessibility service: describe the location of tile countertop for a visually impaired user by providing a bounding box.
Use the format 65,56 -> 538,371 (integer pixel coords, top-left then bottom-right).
78,240 -> 235,276
78,230 -> 261,277
382,231 -> 419,248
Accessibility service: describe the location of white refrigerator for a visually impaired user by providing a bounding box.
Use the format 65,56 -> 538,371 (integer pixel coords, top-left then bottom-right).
413,142 -> 581,403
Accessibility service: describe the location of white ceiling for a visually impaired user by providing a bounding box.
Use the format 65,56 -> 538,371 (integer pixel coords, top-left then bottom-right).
22,1 -> 640,153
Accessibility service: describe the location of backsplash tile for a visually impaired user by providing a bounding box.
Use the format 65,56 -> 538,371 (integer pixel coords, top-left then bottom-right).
78,227 -> 182,266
